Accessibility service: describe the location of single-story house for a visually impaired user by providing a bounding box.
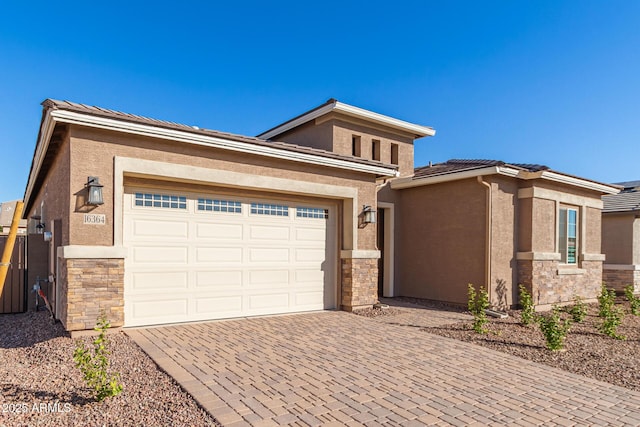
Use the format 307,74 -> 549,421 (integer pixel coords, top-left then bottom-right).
602,181 -> 640,293
0,200 -> 27,235
23,98 -> 619,330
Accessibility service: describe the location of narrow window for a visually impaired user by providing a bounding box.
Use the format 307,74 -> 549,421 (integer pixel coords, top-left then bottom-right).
352,135 -> 361,157
390,143 -> 399,165
372,139 -> 381,161
559,207 -> 578,264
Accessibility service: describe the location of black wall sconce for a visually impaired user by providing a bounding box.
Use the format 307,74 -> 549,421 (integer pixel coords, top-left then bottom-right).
86,176 -> 104,206
362,205 -> 377,224
30,215 -> 45,234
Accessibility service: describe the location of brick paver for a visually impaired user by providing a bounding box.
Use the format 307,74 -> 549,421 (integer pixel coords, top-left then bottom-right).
127,308 -> 640,426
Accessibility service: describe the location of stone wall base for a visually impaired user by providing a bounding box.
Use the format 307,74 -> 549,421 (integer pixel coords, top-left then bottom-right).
517,259 -> 602,309
59,258 -> 124,331
341,258 -> 378,310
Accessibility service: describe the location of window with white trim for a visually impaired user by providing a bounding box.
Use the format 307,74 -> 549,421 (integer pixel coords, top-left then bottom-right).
559,207 -> 578,264
197,198 -> 241,213
134,193 -> 187,209
296,207 -> 328,219
250,203 -> 289,216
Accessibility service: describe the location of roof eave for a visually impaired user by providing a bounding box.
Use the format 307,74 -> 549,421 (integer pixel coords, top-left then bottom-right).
258,100 -> 435,140
522,171 -> 621,195
390,166 -> 519,189
23,107 -> 398,210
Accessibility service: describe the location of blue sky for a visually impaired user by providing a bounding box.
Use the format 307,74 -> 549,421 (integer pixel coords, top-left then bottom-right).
1,1 -> 638,202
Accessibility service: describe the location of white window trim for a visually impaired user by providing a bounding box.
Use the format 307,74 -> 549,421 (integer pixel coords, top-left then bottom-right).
558,205 -> 579,265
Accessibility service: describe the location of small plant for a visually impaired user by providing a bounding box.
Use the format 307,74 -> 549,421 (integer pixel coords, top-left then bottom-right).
73,313 -> 123,401
599,305 -> 626,340
598,284 -> 616,318
624,285 -> 640,316
468,283 -> 490,334
518,284 -> 536,326
538,306 -> 571,351
567,295 -> 587,323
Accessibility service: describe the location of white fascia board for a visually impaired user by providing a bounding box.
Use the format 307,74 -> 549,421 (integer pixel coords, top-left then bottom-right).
48,110 -> 397,178
23,110 -> 56,210
390,166 -> 521,190
522,170 -> 620,195
258,100 -> 435,140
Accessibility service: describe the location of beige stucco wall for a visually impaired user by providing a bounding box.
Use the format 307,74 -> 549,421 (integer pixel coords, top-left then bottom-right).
395,178 -> 486,305
602,214 -> 635,264
331,118 -> 415,177
270,119 -> 334,152
26,129 -> 71,246
531,198 -> 556,253
487,176 -> 518,309
66,125 -> 378,250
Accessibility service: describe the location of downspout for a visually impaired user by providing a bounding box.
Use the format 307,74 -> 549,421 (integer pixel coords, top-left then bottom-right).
477,177 -> 492,305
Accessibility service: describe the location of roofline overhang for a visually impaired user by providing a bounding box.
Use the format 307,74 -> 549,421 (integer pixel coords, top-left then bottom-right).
390,166 -> 520,189
258,100 -> 436,140
391,166 -> 621,195
24,108 -> 398,209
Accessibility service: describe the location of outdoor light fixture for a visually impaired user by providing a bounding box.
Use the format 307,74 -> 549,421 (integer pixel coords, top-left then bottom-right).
362,205 -> 376,224
86,176 -> 104,206
35,223 -> 45,234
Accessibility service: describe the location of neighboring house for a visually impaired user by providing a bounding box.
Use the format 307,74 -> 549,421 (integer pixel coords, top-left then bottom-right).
602,181 -> 640,293
23,98 -> 618,331
0,200 -> 27,235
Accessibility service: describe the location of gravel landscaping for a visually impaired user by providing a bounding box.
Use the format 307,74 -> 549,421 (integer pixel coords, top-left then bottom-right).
419,298 -> 640,392
0,311 -> 221,427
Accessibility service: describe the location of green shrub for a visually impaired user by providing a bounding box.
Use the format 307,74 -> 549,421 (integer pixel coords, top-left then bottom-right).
73,313 -> 123,401
468,283 -> 489,334
518,284 -> 536,326
567,295 -> 587,323
598,284 -> 616,318
624,285 -> 640,316
599,305 -> 626,340
538,306 -> 571,351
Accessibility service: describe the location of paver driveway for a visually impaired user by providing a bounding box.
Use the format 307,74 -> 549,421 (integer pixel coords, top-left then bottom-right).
127,309 -> 640,426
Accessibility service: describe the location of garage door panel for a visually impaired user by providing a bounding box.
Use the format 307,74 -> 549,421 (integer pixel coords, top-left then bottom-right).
195,296 -> 243,314
249,225 -> 290,240
132,298 -> 188,320
124,189 -> 336,327
131,271 -> 188,290
295,248 -> 327,263
294,291 -> 324,307
196,223 -> 243,240
295,269 -> 325,283
249,248 -> 290,262
248,270 -> 289,287
247,293 -> 289,310
133,219 -> 188,239
196,247 -> 243,263
132,246 -> 188,263
195,271 -> 243,288
295,227 -> 326,242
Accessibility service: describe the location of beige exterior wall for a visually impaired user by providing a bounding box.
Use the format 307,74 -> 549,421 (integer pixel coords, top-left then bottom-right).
270,119 -> 334,152
25,130 -> 71,245
67,126 -> 378,251
487,176 -> 518,309
602,214 -> 635,265
395,178 -> 486,305
331,118 -> 414,177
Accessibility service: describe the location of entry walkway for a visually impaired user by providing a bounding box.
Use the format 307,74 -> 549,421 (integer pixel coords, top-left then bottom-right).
127,310 -> 640,426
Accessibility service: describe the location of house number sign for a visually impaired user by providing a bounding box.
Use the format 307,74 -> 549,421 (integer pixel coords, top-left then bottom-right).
83,214 -> 106,225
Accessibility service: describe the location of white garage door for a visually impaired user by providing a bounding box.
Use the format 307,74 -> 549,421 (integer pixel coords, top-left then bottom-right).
123,188 -> 337,327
